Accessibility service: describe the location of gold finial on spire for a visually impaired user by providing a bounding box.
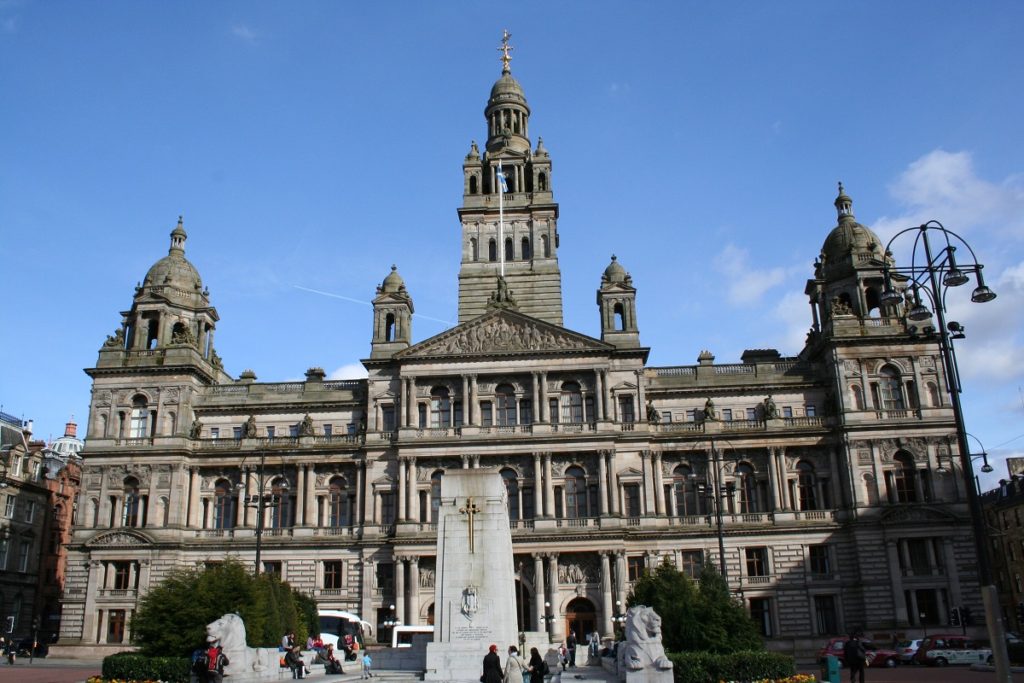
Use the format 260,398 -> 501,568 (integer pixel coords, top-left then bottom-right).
498,29 -> 513,73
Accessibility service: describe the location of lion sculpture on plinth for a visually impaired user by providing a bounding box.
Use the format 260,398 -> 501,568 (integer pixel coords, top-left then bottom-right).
623,605 -> 674,673
206,613 -> 272,677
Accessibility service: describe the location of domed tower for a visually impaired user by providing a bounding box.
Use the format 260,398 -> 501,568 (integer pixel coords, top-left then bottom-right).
370,265 -> 414,359
457,31 -> 563,325
805,184 -> 901,333
597,255 -> 640,348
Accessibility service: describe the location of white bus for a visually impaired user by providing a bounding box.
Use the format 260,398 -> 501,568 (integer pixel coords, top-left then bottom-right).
317,610 -> 373,657
391,624 -> 434,648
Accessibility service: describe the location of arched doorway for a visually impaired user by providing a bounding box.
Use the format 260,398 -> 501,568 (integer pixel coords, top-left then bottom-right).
426,603 -> 435,625
564,597 -> 596,642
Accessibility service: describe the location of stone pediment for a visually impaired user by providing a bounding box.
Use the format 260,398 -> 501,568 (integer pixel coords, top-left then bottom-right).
396,310 -> 612,359
880,505 -> 959,525
87,530 -> 153,547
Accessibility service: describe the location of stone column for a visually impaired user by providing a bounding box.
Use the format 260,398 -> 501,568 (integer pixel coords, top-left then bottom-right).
548,553 -> 561,639
408,458 -> 418,523
532,372 -> 540,423
187,467 -> 200,528
641,451 -> 655,514
400,378 -> 409,428
766,448 -> 779,512
594,370 -> 605,420
608,451 -> 620,515
356,461 -> 365,526
145,489 -> 158,528
533,554 -> 546,631
235,471 -> 246,527
462,375 -> 471,426
96,467 -> 110,527
600,552 -> 613,636
83,560 -> 101,642
408,377 -> 418,428
409,556 -> 420,624
653,451 -> 665,515
886,540 -> 908,624
602,370 -> 612,421
470,375 -> 479,426
361,556 -> 375,631
828,448 -> 842,509
397,457 -> 408,521
395,556 -> 406,623
202,497 -> 212,529
598,452 -> 608,515
636,370 -> 647,422
304,464 -> 316,526
245,468 -> 257,526
942,538 -> 962,607
539,372 -> 548,422
533,453 -> 544,517
614,551 -> 627,608
543,453 -> 555,518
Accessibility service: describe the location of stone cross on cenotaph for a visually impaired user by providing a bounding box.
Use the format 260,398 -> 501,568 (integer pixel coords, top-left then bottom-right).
424,469 -> 518,682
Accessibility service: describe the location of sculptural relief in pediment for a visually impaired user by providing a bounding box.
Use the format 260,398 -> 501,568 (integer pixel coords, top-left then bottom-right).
399,312 -> 608,358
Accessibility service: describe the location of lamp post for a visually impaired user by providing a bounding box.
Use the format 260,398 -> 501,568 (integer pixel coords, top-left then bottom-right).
880,220 -> 1007,681
544,600 -> 556,637
238,447 -> 287,576
612,599 -> 627,639
516,561 -> 526,651
696,438 -> 736,583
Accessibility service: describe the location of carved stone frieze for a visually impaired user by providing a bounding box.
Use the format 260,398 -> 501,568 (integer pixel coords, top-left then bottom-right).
87,530 -> 151,547
164,388 -> 180,404
558,554 -> 598,584
857,450 -> 872,465
106,463 -> 152,487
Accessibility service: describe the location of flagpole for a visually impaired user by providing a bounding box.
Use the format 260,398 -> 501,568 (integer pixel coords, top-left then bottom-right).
498,162 -> 505,278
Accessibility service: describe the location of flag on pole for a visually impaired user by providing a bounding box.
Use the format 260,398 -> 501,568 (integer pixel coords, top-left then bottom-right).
497,162 -> 508,193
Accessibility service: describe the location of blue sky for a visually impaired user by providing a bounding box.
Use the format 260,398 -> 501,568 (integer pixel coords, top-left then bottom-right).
2,1 -> 1022,487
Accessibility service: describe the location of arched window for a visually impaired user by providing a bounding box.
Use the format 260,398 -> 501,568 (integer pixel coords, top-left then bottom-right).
879,365 -> 905,410
565,465 -> 588,519
541,234 -> 550,258
469,176 -> 478,195
470,237 -> 478,261
430,471 -> 444,523
494,384 -> 517,426
431,387 -> 451,428
561,382 -> 584,424
145,317 -> 159,349
89,497 -> 100,527
502,468 -> 520,521
385,313 -> 396,342
796,462 -> 817,511
735,463 -> 759,513
122,476 -> 141,527
213,479 -> 234,529
864,286 -> 881,317
538,172 -> 547,191
887,453 -> 918,503
613,302 -> 625,331
328,476 -> 350,527
505,237 -> 514,262
129,395 -> 149,438
270,477 -> 291,528
671,465 -> 700,516
850,384 -> 864,411
521,237 -> 531,260
165,411 -> 177,436
488,239 -> 497,262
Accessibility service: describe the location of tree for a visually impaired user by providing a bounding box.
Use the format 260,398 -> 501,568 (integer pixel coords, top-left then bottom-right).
627,561 -> 762,654
131,558 -> 313,657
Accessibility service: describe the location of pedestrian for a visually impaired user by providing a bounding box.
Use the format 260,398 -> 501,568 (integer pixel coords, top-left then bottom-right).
482,643 -> 503,683
285,644 -> 305,679
323,644 -> 344,675
566,631 -> 577,667
360,651 -> 373,679
5,638 -> 15,665
196,642 -> 230,683
281,631 -> 296,651
588,629 -> 601,659
558,643 -> 568,671
843,633 -> 867,683
503,645 -> 529,683
527,646 -> 546,682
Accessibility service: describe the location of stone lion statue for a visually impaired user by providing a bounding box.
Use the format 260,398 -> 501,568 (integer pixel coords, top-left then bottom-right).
206,613 -> 271,676
623,605 -> 673,673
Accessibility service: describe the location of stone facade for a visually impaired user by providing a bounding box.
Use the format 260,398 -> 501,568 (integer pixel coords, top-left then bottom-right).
58,48 -> 983,660
982,458 -> 1024,633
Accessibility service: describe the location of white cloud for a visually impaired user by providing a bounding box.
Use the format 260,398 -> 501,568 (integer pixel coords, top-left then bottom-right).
946,259 -> 1024,382
329,363 -> 367,380
713,244 -> 792,306
769,291 -> 812,356
231,24 -> 259,44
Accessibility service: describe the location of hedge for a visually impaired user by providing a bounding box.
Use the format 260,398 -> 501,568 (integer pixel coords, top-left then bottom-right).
101,652 -> 191,683
668,650 -> 797,683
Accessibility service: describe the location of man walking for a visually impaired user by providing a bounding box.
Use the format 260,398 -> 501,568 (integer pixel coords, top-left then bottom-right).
566,631 -> 577,668
843,633 -> 867,683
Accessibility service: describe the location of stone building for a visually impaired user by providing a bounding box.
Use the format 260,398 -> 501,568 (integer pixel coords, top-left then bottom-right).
58,45 -> 984,658
982,457 -> 1024,633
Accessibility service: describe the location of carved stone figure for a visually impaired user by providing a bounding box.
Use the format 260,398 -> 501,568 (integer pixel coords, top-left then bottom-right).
621,606 -> 674,680
461,585 -> 479,618
703,398 -> 716,421
416,314 -> 590,356
298,413 -> 314,437
171,324 -> 197,346
487,275 -> 519,311
830,296 -> 853,316
763,395 -> 778,419
420,567 -> 435,589
103,327 -> 125,348
210,349 -> 224,370
243,415 -> 258,438
646,401 -> 660,424
189,418 -> 203,439
206,613 -> 274,677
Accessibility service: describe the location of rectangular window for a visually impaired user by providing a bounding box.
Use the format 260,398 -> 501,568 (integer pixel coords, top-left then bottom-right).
18,540 -> 31,572
519,399 -> 533,425
522,487 -> 535,519
232,426 -> 242,440
453,401 -> 464,427
4,495 -> 14,518
554,487 -> 563,518
382,406 -> 396,432
661,412 -> 672,424
745,547 -> 769,577
722,408 -> 733,421
618,396 -> 635,423
323,424 -> 332,437
0,539 -> 8,569
266,426 -> 275,438
375,562 -> 395,591
805,405 -> 817,417
584,396 -> 595,423
685,409 -> 696,422
324,560 -> 344,589
549,398 -> 560,424
263,561 -> 282,576
782,406 -> 793,418
418,404 -> 427,429
680,550 -> 704,579
627,556 -> 646,582
749,597 -> 774,637
210,427 -> 220,439
346,423 -> 357,435
381,493 -> 396,525
107,609 -> 127,644
113,561 -> 132,590
746,408 -> 756,420
481,402 -> 493,427
624,484 -> 642,517
809,545 -> 832,577
289,424 -> 299,437
814,595 -> 838,634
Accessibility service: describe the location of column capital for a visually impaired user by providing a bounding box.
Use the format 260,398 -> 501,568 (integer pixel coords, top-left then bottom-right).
600,449 -> 614,458
409,555 -> 420,564
615,550 -> 627,558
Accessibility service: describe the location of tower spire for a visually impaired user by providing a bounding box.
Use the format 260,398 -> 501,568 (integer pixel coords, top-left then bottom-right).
498,29 -> 513,74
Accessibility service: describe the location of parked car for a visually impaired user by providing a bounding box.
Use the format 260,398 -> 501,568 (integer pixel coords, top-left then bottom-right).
896,638 -> 923,663
817,637 -> 900,667
914,634 -> 993,666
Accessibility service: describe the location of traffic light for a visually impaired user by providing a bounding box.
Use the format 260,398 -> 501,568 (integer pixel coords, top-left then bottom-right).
1016,602 -> 1024,624
950,606 -> 961,627
961,606 -> 972,626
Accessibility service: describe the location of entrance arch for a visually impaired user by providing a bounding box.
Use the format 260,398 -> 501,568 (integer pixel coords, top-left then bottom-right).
564,597 -> 596,642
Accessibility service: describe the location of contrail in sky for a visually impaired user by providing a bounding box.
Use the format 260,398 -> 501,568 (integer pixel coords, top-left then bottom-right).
293,285 -> 455,326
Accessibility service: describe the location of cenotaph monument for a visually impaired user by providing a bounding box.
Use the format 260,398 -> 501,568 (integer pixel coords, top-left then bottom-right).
424,469 -> 518,682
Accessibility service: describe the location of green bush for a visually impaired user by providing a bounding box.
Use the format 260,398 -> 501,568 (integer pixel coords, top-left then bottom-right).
101,652 -> 191,683
668,650 -> 796,683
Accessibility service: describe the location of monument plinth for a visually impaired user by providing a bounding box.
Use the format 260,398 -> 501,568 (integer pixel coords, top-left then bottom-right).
424,469 -> 518,682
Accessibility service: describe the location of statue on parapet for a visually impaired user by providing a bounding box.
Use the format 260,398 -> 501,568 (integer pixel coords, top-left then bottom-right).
243,415 -> 258,438
103,327 -> 125,348
298,413 -> 315,437
703,398 -> 716,421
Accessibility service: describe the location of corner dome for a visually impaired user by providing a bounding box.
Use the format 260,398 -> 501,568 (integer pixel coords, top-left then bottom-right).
489,72 -> 528,107
380,265 -> 406,293
142,217 -> 203,291
820,184 -> 886,265
602,255 -> 630,284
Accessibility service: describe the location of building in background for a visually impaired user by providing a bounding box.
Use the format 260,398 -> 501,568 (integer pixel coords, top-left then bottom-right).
57,42 -> 985,659
982,457 -> 1024,634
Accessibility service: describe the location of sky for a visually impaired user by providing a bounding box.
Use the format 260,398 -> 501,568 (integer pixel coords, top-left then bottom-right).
1,1 -> 1022,488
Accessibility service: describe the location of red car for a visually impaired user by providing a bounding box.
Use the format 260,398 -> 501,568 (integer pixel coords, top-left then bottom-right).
817,637 -> 900,668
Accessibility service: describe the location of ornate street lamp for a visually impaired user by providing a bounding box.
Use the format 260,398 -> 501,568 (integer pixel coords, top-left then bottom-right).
880,220 -> 1007,681
695,438 -> 737,582
237,447 -> 288,575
